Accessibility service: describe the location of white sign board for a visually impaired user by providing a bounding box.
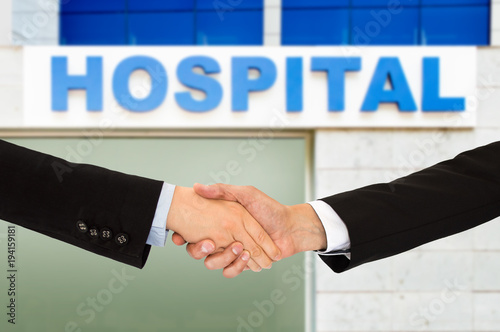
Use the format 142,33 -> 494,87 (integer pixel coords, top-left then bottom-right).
23,46 -> 477,129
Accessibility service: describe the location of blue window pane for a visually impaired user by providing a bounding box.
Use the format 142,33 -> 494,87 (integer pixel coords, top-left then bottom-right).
129,13 -> 194,45
282,9 -> 349,45
351,8 -> 418,45
60,14 -> 126,45
61,0 -> 125,13
197,0 -> 263,10
422,6 -> 489,45
196,10 -> 263,45
422,0 -> 489,5
128,0 -> 195,11
283,0 -> 349,8
352,0 -> 417,6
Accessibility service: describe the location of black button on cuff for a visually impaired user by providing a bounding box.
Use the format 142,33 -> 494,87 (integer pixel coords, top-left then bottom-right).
76,221 -> 88,233
100,228 -> 113,240
115,233 -> 129,246
89,228 -> 99,239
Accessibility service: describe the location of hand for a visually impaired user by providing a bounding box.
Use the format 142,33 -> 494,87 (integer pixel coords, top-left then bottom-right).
174,183 -> 327,277
171,235 -> 251,278
166,186 -> 282,272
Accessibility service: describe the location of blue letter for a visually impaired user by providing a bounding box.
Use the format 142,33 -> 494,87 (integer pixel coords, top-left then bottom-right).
362,57 -> 417,112
232,57 -> 277,111
286,57 -> 303,112
422,57 -> 465,112
311,57 -> 361,111
51,56 -> 102,111
175,56 -> 222,112
112,56 -> 167,112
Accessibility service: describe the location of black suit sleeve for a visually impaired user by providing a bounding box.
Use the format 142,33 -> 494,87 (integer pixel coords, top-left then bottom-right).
319,141 -> 500,273
0,140 -> 164,268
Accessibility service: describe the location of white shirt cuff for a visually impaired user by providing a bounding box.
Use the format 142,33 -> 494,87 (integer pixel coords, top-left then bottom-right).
146,182 -> 176,247
307,200 -> 351,256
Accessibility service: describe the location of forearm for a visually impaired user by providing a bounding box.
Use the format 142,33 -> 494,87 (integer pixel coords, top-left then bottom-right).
321,141 -> 500,272
0,140 -> 163,268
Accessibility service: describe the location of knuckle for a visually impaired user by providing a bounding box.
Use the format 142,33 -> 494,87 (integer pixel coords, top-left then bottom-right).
255,230 -> 268,244
269,246 -> 280,258
245,185 -> 256,192
250,246 -> 262,258
221,217 -> 235,230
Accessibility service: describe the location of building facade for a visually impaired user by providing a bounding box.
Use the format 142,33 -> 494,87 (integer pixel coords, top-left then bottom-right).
1,1 -> 500,331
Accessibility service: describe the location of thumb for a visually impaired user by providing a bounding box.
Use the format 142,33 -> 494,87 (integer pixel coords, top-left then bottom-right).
193,183 -> 238,202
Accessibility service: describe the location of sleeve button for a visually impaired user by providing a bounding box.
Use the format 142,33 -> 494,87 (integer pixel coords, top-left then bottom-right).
76,221 -> 88,233
89,227 -> 99,239
115,233 -> 129,246
100,228 -> 113,240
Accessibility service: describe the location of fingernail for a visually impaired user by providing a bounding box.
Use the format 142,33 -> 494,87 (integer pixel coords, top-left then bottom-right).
241,251 -> 250,261
264,264 -> 272,270
232,245 -> 243,256
201,242 -> 214,254
274,254 -> 282,261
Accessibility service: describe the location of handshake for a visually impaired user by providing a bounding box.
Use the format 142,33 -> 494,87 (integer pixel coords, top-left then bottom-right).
165,183 -> 328,278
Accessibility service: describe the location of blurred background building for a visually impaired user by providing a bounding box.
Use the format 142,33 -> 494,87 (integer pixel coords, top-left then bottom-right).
1,1 -> 500,332
6,0 -> 495,46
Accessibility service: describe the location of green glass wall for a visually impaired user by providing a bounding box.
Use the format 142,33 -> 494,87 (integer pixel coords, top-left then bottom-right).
0,137 -> 307,332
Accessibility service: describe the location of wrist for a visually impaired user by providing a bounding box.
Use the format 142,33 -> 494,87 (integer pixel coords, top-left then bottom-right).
165,186 -> 193,233
287,204 -> 327,253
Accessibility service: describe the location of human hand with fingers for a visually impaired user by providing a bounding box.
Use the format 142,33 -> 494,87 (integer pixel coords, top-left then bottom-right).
171,234 -> 251,278
172,183 -> 327,277
166,186 -> 282,273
